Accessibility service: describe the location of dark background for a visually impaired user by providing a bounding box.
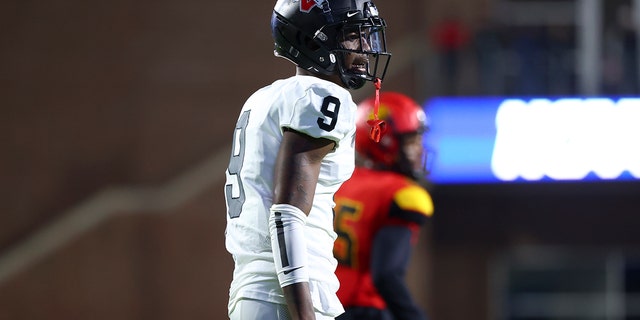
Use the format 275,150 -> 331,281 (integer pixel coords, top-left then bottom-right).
2,0 -> 639,319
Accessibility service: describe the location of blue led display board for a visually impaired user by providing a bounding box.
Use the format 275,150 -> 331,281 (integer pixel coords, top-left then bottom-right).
424,97 -> 640,184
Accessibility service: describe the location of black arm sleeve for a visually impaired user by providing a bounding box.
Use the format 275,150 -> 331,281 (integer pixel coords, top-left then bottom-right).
371,225 -> 426,320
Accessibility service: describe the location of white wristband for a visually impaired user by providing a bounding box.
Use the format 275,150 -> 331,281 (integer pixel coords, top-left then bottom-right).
269,203 -> 309,287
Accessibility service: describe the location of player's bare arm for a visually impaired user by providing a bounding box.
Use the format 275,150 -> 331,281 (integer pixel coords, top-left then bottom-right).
273,128 -> 336,214
273,128 -> 335,320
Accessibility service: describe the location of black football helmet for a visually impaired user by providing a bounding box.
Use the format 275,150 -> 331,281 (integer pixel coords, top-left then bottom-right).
272,0 -> 391,89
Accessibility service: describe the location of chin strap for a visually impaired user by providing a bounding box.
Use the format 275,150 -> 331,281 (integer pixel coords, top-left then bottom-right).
366,78 -> 387,142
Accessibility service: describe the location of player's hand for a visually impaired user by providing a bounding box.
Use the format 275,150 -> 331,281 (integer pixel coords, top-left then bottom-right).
283,282 -> 316,320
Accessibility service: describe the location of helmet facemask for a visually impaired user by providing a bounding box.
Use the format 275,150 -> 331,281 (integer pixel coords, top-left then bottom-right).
394,131 -> 431,183
333,19 -> 391,89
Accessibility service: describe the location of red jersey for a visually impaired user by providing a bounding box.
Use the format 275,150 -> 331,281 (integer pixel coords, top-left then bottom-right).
333,167 -> 434,309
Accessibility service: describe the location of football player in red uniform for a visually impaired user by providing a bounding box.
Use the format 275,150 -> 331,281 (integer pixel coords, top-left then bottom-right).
333,92 -> 434,320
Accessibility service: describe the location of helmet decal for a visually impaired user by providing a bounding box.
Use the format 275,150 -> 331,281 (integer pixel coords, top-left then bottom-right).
300,0 -> 320,12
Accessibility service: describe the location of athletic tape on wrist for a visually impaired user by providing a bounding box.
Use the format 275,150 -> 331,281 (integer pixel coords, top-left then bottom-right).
269,203 -> 309,287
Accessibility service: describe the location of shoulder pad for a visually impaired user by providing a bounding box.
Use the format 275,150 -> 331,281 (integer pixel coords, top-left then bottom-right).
393,185 -> 434,217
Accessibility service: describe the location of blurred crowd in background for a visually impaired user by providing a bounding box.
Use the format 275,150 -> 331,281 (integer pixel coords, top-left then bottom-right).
427,0 -> 638,97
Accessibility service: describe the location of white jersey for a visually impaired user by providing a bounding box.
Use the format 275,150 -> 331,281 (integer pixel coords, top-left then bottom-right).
224,75 -> 356,317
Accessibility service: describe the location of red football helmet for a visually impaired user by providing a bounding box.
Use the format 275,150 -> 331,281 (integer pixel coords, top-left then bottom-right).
355,92 -> 429,178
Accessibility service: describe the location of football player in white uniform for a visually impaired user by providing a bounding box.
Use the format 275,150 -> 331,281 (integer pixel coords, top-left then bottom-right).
224,0 -> 391,319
